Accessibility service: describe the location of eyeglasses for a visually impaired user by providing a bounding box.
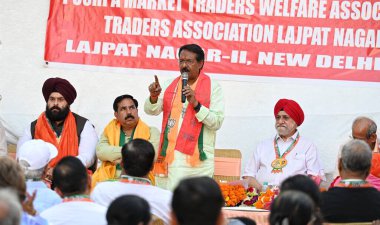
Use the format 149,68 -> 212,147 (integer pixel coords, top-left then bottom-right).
178,59 -> 196,65
348,135 -> 368,141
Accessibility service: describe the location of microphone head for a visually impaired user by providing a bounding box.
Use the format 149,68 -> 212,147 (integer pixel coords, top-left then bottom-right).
181,72 -> 189,80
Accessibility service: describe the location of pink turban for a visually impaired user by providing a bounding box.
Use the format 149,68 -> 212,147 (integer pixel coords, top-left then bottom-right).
42,78 -> 77,105
274,99 -> 304,126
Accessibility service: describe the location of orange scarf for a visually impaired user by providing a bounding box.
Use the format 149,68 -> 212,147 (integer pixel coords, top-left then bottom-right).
34,111 -> 78,168
154,73 -> 211,175
370,152 -> 380,178
92,119 -> 155,188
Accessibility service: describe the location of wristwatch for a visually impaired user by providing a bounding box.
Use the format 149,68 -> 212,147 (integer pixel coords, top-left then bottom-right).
193,102 -> 201,113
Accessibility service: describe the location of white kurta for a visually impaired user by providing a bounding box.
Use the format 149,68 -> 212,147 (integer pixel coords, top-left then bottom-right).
91,181 -> 172,225
242,131 -> 325,186
17,120 -> 98,168
40,201 -> 107,225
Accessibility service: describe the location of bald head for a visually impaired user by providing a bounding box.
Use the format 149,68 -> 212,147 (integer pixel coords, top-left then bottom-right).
352,117 -> 377,150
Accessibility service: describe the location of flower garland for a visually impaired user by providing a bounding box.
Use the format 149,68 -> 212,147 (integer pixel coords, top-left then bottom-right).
219,183 -> 279,209
219,184 -> 246,206
254,188 -> 279,210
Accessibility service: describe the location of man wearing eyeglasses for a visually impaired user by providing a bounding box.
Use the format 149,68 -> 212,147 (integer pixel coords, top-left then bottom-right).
351,117 -> 379,152
93,94 -> 160,187
145,44 -> 225,190
330,117 -> 380,190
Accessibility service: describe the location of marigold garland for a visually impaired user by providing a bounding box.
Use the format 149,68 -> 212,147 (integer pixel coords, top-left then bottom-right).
219,183 -> 279,209
219,184 -> 246,206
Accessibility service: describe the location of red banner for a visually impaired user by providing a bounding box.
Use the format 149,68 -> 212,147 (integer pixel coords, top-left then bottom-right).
45,0 -> 380,82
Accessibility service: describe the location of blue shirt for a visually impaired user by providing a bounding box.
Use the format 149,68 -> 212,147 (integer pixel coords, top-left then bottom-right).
26,181 -> 62,213
22,212 -> 49,225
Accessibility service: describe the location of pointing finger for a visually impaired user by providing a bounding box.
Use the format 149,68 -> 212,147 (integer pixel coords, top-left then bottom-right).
154,75 -> 160,86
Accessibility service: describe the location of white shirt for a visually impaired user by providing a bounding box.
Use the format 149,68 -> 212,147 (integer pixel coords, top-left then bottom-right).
91,181 -> 172,225
242,131 -> 325,186
40,200 -> 107,225
0,121 -> 7,156
17,120 -> 98,167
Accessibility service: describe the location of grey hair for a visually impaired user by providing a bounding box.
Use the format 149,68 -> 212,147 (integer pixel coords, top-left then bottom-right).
0,188 -> 22,225
341,140 -> 372,173
18,160 -> 45,180
352,117 -> 377,139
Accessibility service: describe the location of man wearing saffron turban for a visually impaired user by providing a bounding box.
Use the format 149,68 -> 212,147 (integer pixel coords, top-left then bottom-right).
243,99 -> 325,190
145,44 -> 225,190
17,77 -> 98,180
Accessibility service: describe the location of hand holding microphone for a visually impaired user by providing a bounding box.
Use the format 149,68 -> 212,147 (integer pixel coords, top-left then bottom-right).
181,72 -> 199,108
181,72 -> 188,103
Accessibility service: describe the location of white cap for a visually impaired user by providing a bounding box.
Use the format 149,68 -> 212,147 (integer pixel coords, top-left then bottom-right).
17,139 -> 58,170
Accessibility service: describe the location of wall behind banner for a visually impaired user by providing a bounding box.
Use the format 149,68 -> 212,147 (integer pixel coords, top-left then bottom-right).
1,0 -> 380,186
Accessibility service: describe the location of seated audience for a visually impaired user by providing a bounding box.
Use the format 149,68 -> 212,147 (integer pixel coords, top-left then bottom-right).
40,156 -> 107,225
280,174 -> 323,224
243,99 -> 325,191
280,174 -> 321,207
270,190 -> 318,225
0,188 -> 22,225
91,139 -> 172,224
171,176 -> 225,225
106,195 -> 151,225
321,140 -> 380,223
17,139 -> 62,213
331,117 -> 380,190
0,157 -> 48,225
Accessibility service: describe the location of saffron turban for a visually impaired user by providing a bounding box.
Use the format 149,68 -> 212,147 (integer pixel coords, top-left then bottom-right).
274,99 -> 304,126
42,78 -> 77,105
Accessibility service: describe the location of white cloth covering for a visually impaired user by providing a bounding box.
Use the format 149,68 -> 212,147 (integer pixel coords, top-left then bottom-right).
40,200 -> 107,225
91,181 -> 172,225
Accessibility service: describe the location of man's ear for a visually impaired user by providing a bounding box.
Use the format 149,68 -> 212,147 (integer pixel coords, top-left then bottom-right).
170,211 -> 178,225
54,187 -> 64,198
86,174 -> 92,194
114,111 -> 118,118
216,211 -> 226,225
338,158 -> 343,173
369,133 -> 377,144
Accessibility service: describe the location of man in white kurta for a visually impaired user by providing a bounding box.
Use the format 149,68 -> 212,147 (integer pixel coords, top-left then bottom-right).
41,156 -> 106,225
91,139 -> 172,224
243,99 -> 325,190
145,44 -> 225,190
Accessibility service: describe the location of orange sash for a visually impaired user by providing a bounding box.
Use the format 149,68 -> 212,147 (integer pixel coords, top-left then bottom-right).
92,119 -> 155,188
34,111 -> 78,168
154,73 -> 211,175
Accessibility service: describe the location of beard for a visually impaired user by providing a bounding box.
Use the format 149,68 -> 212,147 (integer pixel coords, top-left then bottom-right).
45,105 -> 70,122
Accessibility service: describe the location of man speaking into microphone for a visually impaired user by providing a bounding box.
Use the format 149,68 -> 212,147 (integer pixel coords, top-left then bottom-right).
145,44 -> 225,190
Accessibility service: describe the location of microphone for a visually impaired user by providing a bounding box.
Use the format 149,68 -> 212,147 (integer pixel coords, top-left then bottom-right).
181,72 -> 188,103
